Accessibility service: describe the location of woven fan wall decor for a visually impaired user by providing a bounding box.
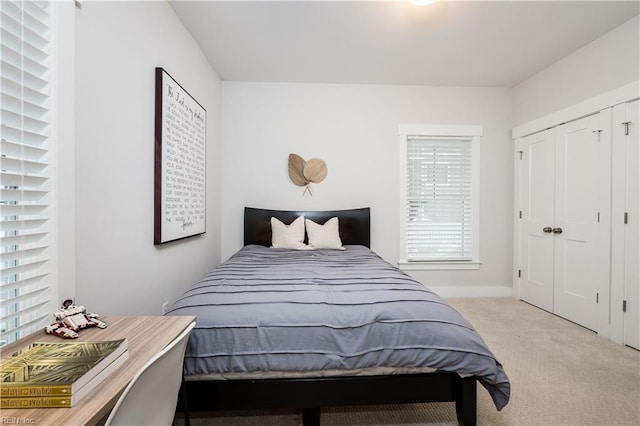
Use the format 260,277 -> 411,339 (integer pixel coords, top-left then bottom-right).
288,153 -> 328,196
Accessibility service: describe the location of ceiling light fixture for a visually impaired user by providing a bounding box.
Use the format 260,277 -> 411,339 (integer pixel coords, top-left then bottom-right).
410,0 -> 437,5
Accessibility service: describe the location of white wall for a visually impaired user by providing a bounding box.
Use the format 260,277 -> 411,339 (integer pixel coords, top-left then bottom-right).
53,0 -> 76,312
73,1 -> 222,315
221,82 -> 514,293
513,16 -> 640,127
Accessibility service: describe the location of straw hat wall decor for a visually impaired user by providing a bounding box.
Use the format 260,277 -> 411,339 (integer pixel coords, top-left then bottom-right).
288,153 -> 328,196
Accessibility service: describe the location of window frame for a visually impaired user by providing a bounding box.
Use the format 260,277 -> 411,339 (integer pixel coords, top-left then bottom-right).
398,124 -> 482,271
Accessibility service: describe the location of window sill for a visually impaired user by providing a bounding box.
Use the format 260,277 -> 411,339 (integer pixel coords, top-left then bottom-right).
398,260 -> 482,271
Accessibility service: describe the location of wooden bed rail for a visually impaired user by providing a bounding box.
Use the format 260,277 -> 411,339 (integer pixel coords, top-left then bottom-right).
179,373 -> 477,425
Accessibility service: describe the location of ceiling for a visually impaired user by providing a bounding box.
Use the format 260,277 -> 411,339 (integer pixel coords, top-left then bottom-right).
169,1 -> 639,88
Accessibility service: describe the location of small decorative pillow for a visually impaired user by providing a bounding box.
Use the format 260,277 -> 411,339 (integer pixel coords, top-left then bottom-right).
305,217 -> 344,249
271,216 -> 307,249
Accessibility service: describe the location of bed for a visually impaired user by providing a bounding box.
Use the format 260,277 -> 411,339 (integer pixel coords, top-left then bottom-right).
167,207 -> 509,425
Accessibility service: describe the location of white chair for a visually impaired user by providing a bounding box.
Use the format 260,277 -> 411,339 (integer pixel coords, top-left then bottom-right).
105,321 -> 196,426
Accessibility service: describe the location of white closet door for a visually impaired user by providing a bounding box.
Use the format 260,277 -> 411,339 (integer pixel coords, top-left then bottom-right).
623,100 -> 639,349
553,114 -> 601,331
519,129 -> 555,312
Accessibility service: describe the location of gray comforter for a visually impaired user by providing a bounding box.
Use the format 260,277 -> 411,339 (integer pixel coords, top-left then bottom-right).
167,245 -> 510,410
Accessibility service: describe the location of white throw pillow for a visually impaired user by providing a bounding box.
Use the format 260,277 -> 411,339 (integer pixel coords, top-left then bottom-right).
271,216 -> 307,249
305,217 -> 344,249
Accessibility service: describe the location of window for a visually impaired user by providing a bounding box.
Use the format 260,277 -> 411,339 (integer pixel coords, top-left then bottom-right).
399,124 -> 481,270
1,0 -> 52,346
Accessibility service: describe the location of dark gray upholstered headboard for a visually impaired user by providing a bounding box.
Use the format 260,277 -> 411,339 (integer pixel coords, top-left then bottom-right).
244,207 -> 371,248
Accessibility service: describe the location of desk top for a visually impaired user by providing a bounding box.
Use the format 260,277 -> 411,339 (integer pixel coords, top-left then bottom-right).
0,315 -> 196,426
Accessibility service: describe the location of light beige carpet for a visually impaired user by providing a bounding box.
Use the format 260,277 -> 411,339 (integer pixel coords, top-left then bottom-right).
174,298 -> 640,425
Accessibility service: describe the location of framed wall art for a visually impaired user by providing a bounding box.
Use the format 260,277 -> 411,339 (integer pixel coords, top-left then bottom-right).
154,67 -> 206,244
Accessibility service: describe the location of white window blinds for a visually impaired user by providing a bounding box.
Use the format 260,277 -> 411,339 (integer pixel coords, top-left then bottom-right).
405,136 -> 474,261
1,0 -> 52,346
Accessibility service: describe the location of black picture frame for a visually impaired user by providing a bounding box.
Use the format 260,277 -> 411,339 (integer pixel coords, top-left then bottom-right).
154,67 -> 207,244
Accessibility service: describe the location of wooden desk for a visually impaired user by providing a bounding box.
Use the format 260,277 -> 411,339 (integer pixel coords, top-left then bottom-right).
0,315 -> 196,425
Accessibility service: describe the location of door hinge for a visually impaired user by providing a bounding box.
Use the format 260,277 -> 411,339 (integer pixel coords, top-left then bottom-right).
622,121 -> 631,136
518,150 -> 523,160
518,269 -> 521,278
623,300 -> 627,313
593,129 -> 603,142
596,293 -> 599,304
624,212 -> 629,224
597,212 -> 600,223
519,211 -> 522,219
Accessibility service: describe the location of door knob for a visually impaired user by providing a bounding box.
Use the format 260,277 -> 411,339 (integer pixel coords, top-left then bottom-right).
553,227 -> 563,234
543,227 -> 553,233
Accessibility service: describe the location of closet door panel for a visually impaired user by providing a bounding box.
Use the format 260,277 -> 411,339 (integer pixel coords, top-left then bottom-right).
623,100 -> 639,349
520,129 -> 555,311
553,115 -> 600,331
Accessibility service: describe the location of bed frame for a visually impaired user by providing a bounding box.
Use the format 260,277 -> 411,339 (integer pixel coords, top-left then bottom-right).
180,207 -> 478,425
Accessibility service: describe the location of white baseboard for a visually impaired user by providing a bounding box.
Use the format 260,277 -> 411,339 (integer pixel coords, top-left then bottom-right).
426,285 -> 513,298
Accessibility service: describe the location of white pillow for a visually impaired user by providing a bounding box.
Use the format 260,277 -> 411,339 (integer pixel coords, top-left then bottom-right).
271,216 -> 307,249
305,217 -> 344,249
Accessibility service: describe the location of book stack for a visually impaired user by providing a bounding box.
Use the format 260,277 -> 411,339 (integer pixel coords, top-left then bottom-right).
1,339 -> 129,408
